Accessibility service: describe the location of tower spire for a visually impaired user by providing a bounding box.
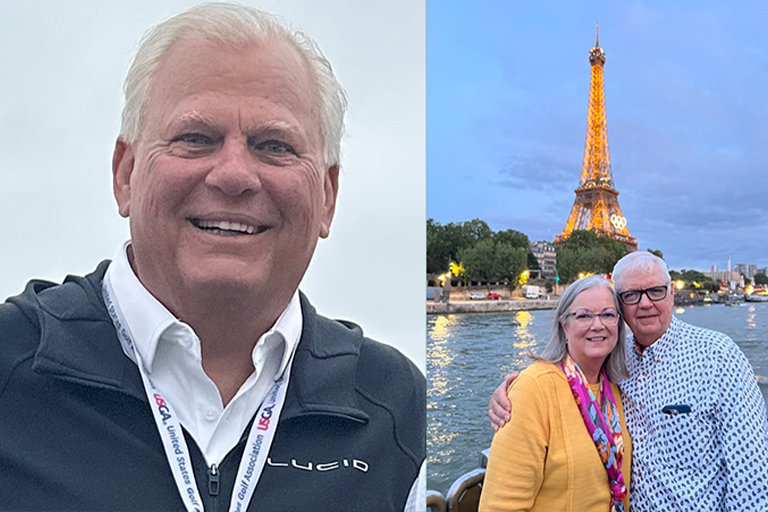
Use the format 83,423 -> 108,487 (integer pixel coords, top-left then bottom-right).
554,29 -> 637,251
595,23 -> 599,47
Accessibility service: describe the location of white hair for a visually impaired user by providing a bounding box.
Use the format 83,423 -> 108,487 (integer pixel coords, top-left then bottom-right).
119,2 -> 347,167
612,251 -> 671,291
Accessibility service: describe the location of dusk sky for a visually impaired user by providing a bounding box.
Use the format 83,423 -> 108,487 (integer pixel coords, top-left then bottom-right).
427,1 -> 768,273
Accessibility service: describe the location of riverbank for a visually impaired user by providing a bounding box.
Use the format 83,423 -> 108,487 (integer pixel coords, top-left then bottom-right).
427,298 -> 558,314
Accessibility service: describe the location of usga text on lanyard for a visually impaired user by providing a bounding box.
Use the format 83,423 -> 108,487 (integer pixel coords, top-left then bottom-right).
102,279 -> 293,512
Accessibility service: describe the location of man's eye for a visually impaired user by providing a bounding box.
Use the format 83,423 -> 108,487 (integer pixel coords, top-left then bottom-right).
255,140 -> 296,155
175,133 -> 214,145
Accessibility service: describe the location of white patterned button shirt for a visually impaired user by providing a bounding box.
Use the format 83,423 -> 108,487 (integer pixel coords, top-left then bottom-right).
621,316 -> 768,512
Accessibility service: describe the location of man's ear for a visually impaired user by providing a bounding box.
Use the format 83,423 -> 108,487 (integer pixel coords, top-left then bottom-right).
112,139 -> 135,218
319,164 -> 339,239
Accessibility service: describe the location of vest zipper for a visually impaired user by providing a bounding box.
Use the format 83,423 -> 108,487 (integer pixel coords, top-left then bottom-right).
208,463 -> 220,496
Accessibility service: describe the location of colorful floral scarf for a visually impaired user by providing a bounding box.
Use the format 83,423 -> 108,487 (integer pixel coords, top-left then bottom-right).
561,356 -> 627,512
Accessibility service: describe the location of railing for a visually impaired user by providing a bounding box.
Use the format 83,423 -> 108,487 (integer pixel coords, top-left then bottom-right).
428,449 -> 490,512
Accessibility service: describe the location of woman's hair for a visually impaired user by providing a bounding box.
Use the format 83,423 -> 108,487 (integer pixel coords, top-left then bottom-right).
531,274 -> 629,382
119,2 -> 347,168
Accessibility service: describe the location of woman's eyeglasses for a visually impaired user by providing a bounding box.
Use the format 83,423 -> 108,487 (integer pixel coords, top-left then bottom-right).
564,310 -> 620,326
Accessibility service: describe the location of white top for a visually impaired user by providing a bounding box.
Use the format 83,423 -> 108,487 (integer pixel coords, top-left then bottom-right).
105,242 -> 301,466
622,316 -> 768,511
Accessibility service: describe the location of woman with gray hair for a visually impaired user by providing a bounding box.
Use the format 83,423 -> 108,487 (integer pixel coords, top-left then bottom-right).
479,275 -> 632,512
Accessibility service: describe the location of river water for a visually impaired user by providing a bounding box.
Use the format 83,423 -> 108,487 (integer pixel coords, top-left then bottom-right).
426,302 -> 768,494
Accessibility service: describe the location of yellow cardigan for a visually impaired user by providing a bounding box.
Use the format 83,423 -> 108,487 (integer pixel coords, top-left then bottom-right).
479,361 -> 632,512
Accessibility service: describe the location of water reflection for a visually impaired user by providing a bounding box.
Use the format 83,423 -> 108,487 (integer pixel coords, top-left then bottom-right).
430,314 -> 458,343
747,305 -> 757,330
428,315 -> 458,401
513,311 -> 537,350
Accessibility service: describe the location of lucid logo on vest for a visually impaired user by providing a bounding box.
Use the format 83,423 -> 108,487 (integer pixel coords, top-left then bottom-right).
267,457 -> 369,472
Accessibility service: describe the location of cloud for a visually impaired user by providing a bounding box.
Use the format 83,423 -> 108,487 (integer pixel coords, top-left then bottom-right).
495,153 -> 580,192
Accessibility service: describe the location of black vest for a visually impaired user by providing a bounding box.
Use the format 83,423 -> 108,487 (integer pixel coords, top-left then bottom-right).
0,263 -> 425,511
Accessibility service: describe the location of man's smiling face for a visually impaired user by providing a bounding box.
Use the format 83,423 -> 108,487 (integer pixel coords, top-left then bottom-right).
617,266 -> 674,348
112,38 -> 338,309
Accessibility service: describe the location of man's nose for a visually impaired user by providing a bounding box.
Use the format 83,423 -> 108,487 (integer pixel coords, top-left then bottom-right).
204,140 -> 263,196
637,291 -> 654,307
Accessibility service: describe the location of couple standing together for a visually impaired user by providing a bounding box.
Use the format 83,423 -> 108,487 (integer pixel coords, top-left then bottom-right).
480,251 -> 768,512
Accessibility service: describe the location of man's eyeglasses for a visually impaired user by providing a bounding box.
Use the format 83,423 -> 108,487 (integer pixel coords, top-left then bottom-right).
618,284 -> 669,305
564,310 -> 620,326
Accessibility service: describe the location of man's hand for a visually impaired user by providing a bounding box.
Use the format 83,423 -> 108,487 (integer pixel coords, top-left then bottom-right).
488,372 -> 518,431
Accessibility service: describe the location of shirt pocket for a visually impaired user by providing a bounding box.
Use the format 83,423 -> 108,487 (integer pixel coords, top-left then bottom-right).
651,411 -> 716,471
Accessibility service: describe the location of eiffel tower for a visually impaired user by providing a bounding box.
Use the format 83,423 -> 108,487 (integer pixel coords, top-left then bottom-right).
554,26 -> 637,251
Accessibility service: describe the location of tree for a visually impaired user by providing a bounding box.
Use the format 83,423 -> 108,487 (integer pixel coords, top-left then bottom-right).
458,239 -> 526,291
527,251 -> 540,270
755,273 -> 768,286
670,268 -> 719,290
427,219 -> 540,284
428,218 -> 532,276
494,229 -> 529,250
556,248 -> 592,283
555,230 -> 629,283
497,243 -> 528,287
427,218 -> 449,274
459,219 -> 493,247
680,269 -> 707,283
427,219 -> 474,274
647,248 -> 664,260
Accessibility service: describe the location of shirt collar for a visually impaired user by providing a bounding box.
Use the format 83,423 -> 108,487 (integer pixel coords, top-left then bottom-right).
104,241 -> 301,378
266,288 -> 302,380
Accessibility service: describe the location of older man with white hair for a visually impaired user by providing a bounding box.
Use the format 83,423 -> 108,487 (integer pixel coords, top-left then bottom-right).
489,251 -> 768,511
0,4 -> 424,511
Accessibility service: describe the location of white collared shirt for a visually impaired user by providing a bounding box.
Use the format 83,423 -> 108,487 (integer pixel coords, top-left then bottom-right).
105,242 -> 424,511
621,316 -> 768,511
105,242 -> 301,466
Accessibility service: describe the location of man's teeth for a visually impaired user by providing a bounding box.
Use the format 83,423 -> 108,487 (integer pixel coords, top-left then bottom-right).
195,219 -> 256,234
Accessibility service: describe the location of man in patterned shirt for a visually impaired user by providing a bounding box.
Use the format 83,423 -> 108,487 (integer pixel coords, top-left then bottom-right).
489,251 -> 768,511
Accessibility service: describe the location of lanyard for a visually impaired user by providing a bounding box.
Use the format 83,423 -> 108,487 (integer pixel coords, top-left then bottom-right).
102,279 -> 293,512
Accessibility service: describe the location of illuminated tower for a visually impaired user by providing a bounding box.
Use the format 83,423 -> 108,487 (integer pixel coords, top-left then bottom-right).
554,26 -> 637,251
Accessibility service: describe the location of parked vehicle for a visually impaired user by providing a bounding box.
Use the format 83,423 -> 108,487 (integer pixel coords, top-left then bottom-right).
521,285 -> 541,299
486,293 -> 502,300
469,293 -> 486,300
